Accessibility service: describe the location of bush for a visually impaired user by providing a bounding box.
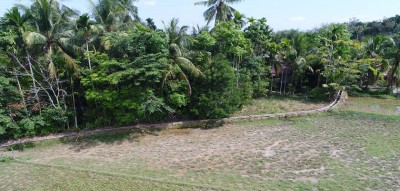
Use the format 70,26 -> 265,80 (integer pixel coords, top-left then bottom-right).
188,55 -> 245,119
310,87 -> 330,101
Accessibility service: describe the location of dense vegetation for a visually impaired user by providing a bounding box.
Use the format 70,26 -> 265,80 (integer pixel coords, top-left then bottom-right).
0,0 -> 399,140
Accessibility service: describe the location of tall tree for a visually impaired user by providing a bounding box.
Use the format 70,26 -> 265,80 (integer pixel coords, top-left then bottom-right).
90,0 -> 139,32
163,18 -> 202,95
75,13 -> 103,70
21,0 -> 80,79
1,7 -> 39,101
195,0 -> 243,25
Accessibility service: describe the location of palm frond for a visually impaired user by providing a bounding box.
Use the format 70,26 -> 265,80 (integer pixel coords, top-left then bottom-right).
60,50 -> 79,77
177,71 -> 192,95
162,64 -> 175,87
204,7 -> 217,25
23,31 -> 46,47
194,1 -> 211,6
176,57 -> 203,77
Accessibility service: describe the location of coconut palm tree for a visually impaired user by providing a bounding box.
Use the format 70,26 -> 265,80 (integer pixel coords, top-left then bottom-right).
233,11 -> 246,29
1,7 -> 33,105
74,13 -> 104,70
195,0 -> 243,25
90,0 -> 139,32
191,24 -> 209,37
20,0 -> 80,79
382,38 -> 400,88
163,18 -> 203,95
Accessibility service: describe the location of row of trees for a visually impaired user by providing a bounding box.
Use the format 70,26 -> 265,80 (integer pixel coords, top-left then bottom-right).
0,0 -> 399,140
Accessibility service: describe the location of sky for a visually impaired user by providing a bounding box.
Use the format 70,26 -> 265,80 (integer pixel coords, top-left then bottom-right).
1,0 -> 400,31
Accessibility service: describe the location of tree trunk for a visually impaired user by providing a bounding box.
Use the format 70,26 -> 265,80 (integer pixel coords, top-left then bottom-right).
284,69 -> 288,94
300,76 -> 303,89
26,49 -> 42,114
26,50 -> 39,100
63,100 -> 70,130
71,77 -> 78,128
15,76 -> 26,107
270,76 -> 274,93
317,73 -> 321,87
280,68 -> 284,94
86,40 -> 92,70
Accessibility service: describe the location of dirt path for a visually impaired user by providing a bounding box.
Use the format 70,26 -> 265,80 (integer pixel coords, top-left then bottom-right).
0,91 -> 345,149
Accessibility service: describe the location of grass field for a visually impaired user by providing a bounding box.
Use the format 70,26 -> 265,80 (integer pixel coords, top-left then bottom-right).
233,95 -> 328,116
1,96 -> 400,190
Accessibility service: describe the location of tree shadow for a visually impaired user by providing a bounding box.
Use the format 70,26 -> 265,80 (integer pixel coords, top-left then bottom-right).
179,119 -> 225,130
5,142 -> 35,151
3,119 -> 226,153
59,127 -> 165,152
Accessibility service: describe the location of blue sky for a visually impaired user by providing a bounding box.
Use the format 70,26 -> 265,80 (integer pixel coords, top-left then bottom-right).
1,0 -> 400,31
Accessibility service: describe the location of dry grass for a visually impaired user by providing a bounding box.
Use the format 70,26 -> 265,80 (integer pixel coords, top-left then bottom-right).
233,95 -> 328,117
343,97 -> 400,115
1,96 -> 399,190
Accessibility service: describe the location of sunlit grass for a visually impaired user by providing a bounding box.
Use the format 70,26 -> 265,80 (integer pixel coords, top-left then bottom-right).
1,96 -> 400,190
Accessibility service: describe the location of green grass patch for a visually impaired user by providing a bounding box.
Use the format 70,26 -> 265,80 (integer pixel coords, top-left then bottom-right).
362,134 -> 400,157
339,110 -> 400,121
2,96 -> 400,190
233,95 -> 328,117
233,118 -> 282,127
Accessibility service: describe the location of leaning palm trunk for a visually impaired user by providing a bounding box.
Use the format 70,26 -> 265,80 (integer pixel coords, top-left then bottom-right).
26,49 -> 39,101
15,76 -> 26,108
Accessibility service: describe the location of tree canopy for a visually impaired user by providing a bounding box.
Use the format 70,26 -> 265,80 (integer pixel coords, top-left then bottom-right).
0,0 -> 399,141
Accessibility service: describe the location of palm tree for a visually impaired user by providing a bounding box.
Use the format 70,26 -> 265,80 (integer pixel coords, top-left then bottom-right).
233,11 -> 246,29
163,18 -> 203,95
191,24 -> 209,37
145,18 -> 157,30
21,0 -> 80,79
1,7 -> 33,105
2,7 -> 44,101
195,0 -> 243,25
382,39 -> 400,88
90,0 -> 139,32
75,13 -> 103,70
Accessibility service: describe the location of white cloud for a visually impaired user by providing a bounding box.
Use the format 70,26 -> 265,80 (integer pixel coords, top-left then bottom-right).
289,16 -> 306,22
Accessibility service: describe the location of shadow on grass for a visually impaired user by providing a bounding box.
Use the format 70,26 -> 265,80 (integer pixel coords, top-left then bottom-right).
3,119 -> 226,153
59,128 -> 166,152
6,142 -> 35,151
178,119 -> 225,130
63,119 -> 225,152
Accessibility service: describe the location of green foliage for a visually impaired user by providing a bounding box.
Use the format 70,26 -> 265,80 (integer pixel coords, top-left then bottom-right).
103,26 -> 168,59
141,91 -> 174,122
310,87 -> 330,101
0,155 -> 13,162
38,107 -> 68,134
81,28 -> 174,126
1,0 -> 400,141
244,18 -> 274,56
212,22 -> 252,61
243,56 -> 270,96
81,52 -> 169,126
169,93 -> 187,108
189,55 -> 245,119
195,0 -> 243,25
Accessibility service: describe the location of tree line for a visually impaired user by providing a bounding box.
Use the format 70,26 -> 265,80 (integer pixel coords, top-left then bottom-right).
0,0 -> 399,140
